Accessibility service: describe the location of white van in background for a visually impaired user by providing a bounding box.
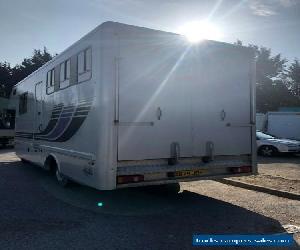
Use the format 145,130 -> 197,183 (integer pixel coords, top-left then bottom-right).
267,112 -> 300,140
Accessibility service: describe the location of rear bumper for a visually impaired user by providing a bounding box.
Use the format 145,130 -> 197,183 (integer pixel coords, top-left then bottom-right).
117,172 -> 254,188
116,156 -> 255,188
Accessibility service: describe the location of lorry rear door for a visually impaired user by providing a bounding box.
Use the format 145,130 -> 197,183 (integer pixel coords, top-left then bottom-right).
117,37 -> 193,161
117,37 -> 253,161
34,81 -> 44,135
191,47 -> 252,156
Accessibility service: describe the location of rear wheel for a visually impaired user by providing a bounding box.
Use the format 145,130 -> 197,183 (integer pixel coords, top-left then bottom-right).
258,145 -> 278,157
45,156 -> 69,187
20,158 -> 28,164
55,168 -> 69,187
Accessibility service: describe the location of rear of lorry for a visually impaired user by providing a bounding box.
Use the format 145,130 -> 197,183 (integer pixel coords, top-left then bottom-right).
104,23 -> 257,188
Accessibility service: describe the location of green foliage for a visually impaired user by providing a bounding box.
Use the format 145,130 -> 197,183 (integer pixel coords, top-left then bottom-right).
0,62 -> 12,97
256,80 -> 300,113
235,40 -> 300,112
287,59 -> 300,96
250,45 -> 286,82
0,47 -> 53,97
251,45 -> 294,113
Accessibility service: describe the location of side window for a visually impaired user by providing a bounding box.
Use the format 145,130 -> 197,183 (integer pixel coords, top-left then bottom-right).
60,62 -> 65,81
46,68 -> 55,94
66,60 -> 70,79
78,51 -> 85,75
60,59 -> 70,89
78,47 -> 92,83
19,93 -> 28,115
85,48 -> 92,72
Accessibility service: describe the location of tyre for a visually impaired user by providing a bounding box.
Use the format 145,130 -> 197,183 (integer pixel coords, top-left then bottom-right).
258,145 -> 278,157
21,158 -> 29,163
45,156 -> 69,187
55,168 -> 69,187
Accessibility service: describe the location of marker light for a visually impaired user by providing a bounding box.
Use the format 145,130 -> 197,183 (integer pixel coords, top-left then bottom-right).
230,166 -> 252,174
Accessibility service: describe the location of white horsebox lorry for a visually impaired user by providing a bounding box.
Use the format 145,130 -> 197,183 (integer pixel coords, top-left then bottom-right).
11,22 -> 257,190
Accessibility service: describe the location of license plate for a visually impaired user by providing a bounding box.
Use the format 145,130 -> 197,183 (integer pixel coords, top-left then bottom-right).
175,169 -> 207,178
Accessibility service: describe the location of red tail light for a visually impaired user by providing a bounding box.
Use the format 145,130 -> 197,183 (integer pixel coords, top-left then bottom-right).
117,175 -> 144,184
230,166 -> 252,174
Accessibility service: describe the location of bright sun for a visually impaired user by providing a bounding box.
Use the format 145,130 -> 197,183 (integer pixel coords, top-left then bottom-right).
178,21 -> 223,43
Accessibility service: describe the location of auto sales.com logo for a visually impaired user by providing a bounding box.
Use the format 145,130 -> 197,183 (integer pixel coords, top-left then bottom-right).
193,234 -> 294,246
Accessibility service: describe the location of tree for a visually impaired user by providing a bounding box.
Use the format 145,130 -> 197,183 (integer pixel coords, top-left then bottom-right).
256,79 -> 300,112
251,45 -> 290,112
0,62 -> 12,97
11,47 -> 53,85
287,59 -> 300,97
0,47 -> 53,97
234,40 -> 299,112
251,46 -> 287,83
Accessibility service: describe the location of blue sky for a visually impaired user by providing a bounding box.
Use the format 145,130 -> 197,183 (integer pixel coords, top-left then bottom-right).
0,0 -> 299,65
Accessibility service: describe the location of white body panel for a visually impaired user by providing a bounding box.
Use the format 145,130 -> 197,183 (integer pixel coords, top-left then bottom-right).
11,22 -> 256,190
267,112 -> 300,140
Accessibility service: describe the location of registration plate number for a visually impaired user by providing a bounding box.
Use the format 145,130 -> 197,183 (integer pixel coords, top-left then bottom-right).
175,169 -> 207,178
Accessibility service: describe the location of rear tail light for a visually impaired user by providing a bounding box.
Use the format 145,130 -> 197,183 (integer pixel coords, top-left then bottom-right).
117,175 -> 144,184
230,166 -> 252,174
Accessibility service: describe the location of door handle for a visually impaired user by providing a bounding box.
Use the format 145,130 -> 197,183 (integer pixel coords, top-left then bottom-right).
220,109 -> 226,121
157,107 -> 162,120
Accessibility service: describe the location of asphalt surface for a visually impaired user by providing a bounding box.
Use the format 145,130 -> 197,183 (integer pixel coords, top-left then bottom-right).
0,149 -> 299,250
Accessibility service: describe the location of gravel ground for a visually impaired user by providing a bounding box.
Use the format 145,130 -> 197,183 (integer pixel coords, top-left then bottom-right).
181,180 -> 300,245
258,155 -> 300,180
226,155 -> 300,194
0,148 -> 299,249
229,174 -> 300,194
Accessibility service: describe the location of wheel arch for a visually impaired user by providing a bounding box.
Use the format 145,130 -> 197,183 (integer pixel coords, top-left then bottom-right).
44,153 -> 61,172
257,144 -> 279,154
258,144 -> 278,150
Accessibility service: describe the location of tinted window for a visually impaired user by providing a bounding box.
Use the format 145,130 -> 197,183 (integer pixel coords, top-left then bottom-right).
46,68 -> 55,94
78,48 -> 92,75
59,59 -> 71,89
77,48 -> 92,83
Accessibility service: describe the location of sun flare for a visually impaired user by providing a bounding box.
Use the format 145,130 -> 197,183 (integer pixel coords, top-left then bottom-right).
178,21 -> 223,43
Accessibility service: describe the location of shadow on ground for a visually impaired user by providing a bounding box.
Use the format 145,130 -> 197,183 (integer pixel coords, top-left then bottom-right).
0,158 -> 298,249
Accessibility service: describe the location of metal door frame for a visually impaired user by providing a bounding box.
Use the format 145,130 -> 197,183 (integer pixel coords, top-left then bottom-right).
34,81 -> 43,137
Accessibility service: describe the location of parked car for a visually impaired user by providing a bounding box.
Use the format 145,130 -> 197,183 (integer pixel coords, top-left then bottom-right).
256,131 -> 300,156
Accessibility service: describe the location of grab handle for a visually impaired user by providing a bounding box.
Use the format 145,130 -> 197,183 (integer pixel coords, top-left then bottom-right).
157,107 -> 162,120
220,109 -> 226,121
